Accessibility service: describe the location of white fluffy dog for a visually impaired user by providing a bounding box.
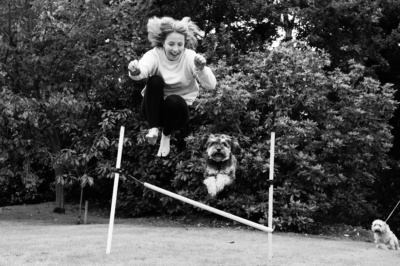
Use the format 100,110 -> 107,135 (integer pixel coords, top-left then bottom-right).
371,219 -> 399,250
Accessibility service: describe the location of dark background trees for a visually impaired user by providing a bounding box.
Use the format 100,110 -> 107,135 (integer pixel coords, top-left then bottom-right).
1,0 -> 399,233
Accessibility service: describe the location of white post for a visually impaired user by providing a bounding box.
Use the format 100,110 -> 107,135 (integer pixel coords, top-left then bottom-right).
106,126 -> 125,254
84,200 -> 88,224
268,132 -> 275,261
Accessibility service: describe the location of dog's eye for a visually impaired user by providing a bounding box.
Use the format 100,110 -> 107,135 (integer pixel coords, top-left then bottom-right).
221,142 -> 230,148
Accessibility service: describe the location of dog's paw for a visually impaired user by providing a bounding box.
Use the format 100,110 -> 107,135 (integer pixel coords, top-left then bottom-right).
203,176 -> 217,197
215,174 -> 233,193
376,243 -> 389,250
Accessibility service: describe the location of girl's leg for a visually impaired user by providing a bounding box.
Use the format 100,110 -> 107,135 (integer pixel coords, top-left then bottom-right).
157,95 -> 190,157
162,95 -> 190,136
141,76 -> 164,145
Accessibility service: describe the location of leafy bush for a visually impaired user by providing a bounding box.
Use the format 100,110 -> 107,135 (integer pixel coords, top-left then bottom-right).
0,0 -> 149,208
112,42 -> 396,232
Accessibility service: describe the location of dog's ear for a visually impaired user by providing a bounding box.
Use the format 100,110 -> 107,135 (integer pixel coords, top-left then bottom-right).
203,134 -> 213,148
231,137 -> 241,155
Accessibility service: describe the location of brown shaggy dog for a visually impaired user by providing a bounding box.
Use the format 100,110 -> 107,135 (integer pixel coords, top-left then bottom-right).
203,134 -> 240,197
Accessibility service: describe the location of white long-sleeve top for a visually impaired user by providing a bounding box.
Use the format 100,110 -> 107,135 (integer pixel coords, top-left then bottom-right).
129,47 -> 217,105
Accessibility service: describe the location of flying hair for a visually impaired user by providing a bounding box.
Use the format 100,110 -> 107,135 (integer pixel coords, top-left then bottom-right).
147,16 -> 203,50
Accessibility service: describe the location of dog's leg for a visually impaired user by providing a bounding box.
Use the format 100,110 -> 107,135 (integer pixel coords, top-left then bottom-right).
376,243 -> 389,250
389,239 -> 399,250
203,176 -> 217,197
215,174 -> 232,194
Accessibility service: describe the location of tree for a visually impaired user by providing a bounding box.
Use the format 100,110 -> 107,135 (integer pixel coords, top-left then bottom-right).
294,0 -> 400,227
145,0 -> 280,61
216,42 -> 397,228
0,0 -> 146,211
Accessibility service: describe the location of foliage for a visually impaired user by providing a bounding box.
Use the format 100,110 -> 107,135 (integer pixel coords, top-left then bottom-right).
1,0 -> 399,234
115,42 -> 397,232
294,0 -> 400,231
297,0 -> 391,71
239,42 -> 396,229
144,0 -> 280,62
0,0 -> 147,208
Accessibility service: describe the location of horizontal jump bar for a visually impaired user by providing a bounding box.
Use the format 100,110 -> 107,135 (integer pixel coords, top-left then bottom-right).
144,182 -> 273,233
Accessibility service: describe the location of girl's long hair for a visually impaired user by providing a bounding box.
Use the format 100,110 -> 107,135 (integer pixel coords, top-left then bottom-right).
147,16 -> 203,50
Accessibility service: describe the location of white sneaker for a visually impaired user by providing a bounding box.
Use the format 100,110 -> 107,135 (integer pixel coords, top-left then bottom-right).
146,127 -> 159,145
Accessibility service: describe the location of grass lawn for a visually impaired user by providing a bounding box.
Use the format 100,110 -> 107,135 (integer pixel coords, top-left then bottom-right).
0,203 -> 399,266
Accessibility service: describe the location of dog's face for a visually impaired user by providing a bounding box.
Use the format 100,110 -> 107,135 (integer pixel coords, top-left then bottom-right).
203,134 -> 240,196
371,219 -> 399,250
206,134 -> 239,162
372,219 -> 387,234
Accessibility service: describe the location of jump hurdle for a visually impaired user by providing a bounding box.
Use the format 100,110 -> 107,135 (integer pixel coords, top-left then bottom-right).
106,126 -> 275,261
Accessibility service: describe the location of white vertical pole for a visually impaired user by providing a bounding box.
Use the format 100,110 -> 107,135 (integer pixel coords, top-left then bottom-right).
84,200 -> 88,224
106,126 -> 125,254
268,132 -> 275,261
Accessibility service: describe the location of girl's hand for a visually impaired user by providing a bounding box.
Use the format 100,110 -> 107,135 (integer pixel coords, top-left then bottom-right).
194,54 -> 206,71
128,60 -> 141,76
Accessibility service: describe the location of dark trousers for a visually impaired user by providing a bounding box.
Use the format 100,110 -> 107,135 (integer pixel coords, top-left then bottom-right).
141,76 -> 190,136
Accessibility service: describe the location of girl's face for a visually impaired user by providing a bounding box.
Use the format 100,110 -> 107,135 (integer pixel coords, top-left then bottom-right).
163,32 -> 185,61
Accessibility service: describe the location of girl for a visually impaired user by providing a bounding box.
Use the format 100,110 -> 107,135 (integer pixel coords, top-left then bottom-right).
128,17 -> 216,157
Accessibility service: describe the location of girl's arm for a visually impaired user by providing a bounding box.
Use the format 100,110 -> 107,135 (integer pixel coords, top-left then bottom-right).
194,66 -> 217,90
128,50 -> 158,80
193,53 -> 216,90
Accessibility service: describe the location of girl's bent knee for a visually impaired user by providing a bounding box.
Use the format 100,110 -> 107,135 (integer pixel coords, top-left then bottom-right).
164,95 -> 187,107
147,75 -> 164,88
